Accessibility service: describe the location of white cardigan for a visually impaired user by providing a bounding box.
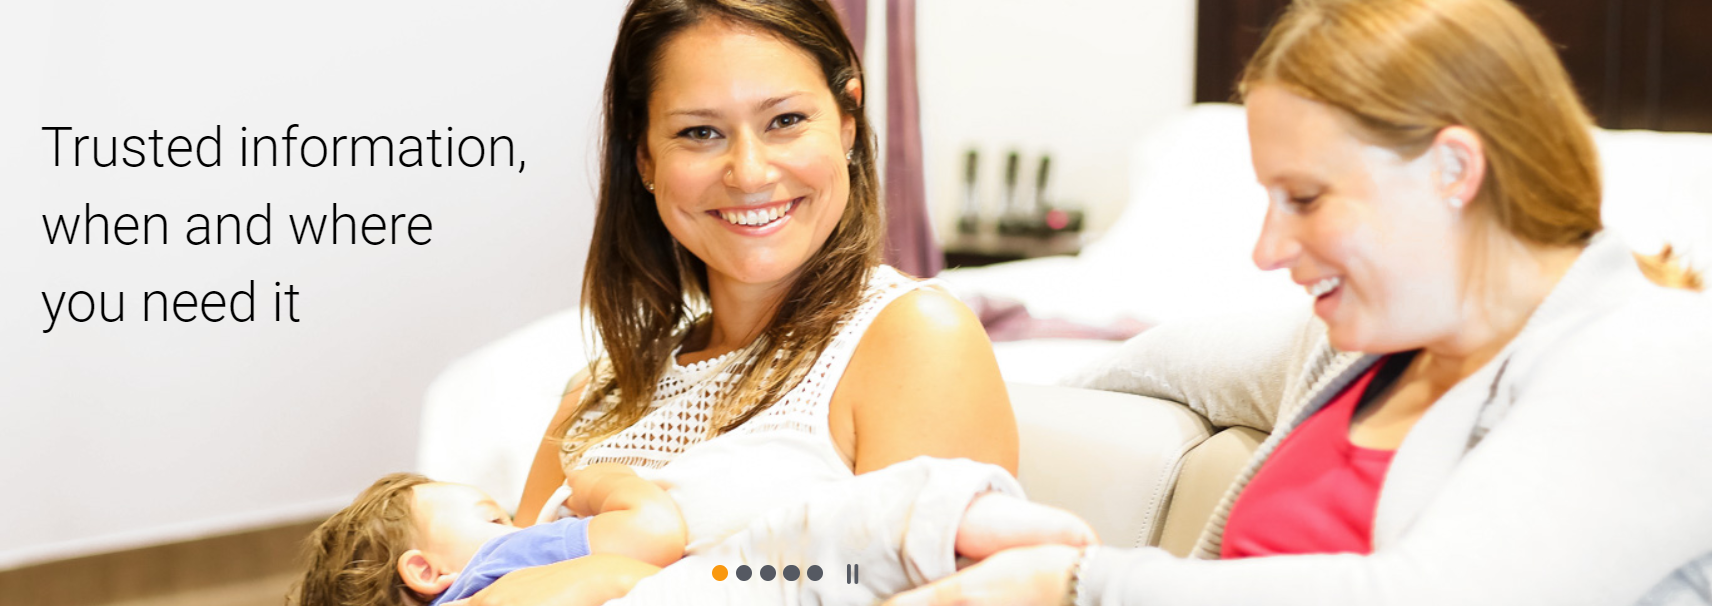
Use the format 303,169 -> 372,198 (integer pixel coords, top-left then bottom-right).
1069,232 -> 1712,605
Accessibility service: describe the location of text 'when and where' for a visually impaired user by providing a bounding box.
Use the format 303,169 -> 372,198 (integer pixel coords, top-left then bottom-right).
41,203 -> 433,246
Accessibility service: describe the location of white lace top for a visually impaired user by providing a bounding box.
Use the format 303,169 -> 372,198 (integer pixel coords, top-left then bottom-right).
558,265 -> 936,552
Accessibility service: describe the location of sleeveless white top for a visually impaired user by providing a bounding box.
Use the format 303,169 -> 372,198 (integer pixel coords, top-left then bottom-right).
559,265 -> 935,553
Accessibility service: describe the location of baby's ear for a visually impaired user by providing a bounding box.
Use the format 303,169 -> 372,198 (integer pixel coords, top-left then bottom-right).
397,549 -> 457,596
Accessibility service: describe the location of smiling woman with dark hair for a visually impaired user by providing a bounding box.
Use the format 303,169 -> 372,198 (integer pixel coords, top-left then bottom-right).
450,0 -> 1018,603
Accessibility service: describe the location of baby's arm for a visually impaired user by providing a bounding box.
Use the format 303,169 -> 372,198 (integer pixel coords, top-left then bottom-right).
567,463 -> 687,568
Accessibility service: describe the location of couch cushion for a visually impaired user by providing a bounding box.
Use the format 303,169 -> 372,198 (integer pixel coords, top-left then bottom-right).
1155,425 -> 1266,557
1008,383 -> 1213,549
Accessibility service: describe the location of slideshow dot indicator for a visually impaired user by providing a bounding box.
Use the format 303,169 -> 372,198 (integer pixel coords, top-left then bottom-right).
715,563 -> 828,582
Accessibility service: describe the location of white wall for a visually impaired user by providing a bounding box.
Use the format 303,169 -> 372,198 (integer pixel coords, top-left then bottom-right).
918,0 -> 1198,236
1,1 -> 625,568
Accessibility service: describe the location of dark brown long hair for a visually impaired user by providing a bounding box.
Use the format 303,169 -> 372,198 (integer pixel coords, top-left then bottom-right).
560,0 -> 883,454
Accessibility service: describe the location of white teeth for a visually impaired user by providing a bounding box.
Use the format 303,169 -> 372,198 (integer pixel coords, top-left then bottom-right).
717,200 -> 795,227
1307,277 -> 1342,298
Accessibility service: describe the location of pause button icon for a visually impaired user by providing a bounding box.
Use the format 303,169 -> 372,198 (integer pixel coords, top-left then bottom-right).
845,564 -> 859,584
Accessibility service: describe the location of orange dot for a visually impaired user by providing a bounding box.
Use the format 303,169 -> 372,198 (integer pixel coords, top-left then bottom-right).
712,565 -> 728,581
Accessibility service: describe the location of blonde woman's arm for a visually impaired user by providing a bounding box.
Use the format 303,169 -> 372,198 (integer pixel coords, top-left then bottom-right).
888,294 -> 1712,606
832,288 -> 1019,476
515,369 -> 590,526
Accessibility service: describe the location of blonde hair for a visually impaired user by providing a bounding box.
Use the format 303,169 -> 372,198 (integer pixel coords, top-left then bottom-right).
1637,246 -> 1703,291
1240,0 -> 1699,290
292,473 -> 434,606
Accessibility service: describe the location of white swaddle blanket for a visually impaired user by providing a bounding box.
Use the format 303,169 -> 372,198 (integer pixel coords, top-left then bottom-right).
610,456 -> 1023,605
530,456 -> 1021,604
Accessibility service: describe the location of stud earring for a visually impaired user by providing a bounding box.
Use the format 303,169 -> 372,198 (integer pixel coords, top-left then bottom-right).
645,181 -> 654,192
1447,196 -> 1465,209
1440,148 -> 1462,188
846,149 -> 854,162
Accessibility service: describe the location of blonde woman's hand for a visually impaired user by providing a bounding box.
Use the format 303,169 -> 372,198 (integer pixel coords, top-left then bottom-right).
881,544 -> 1081,606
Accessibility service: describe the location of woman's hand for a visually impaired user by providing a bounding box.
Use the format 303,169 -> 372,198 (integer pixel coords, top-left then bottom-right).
881,544 -> 1081,606
955,492 -> 1098,561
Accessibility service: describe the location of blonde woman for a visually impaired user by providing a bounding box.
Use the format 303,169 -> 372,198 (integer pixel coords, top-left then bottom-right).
889,0 -> 1712,604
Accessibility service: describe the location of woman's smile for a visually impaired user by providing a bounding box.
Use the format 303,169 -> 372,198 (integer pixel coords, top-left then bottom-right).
708,196 -> 805,234
1303,275 -> 1344,319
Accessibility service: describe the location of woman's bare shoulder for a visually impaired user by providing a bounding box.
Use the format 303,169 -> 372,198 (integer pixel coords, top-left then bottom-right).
838,285 -> 1015,472
859,286 -> 988,356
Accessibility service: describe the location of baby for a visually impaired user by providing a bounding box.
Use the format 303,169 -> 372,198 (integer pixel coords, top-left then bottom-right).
294,463 -> 684,606
295,458 -> 1098,606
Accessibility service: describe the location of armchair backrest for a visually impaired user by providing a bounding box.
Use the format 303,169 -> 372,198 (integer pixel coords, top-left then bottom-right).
1010,383 -> 1261,556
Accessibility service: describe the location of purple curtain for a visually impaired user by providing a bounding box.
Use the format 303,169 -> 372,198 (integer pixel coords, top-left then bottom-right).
828,0 -> 865,60
828,0 -> 943,277
883,0 -> 941,277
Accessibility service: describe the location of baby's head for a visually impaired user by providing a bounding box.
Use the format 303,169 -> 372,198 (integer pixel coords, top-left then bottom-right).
294,473 -> 520,606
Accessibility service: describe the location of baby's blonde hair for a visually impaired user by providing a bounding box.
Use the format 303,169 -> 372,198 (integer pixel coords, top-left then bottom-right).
292,473 -> 434,606
1636,246 -> 1703,291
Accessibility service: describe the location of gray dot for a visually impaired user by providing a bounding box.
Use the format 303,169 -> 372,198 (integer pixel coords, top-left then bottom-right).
783,565 -> 800,581
807,565 -> 822,581
760,565 -> 776,581
735,565 -> 752,581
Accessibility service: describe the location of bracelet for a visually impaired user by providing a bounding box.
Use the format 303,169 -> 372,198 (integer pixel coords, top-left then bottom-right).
1064,546 -> 1094,606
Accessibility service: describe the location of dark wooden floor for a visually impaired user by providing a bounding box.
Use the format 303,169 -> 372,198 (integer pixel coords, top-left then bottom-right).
1,519 -> 323,606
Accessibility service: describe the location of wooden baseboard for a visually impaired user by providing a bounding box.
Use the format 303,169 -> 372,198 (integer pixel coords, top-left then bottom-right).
1,519 -> 323,606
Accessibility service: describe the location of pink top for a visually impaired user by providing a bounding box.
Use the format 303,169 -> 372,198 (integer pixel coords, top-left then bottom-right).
1221,358 -> 1399,559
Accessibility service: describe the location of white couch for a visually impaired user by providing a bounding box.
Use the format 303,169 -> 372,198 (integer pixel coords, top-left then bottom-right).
419,104 -> 1712,556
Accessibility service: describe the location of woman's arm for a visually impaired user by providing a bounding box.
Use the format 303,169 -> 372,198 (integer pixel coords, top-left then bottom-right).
890,299 -> 1712,606
833,288 -> 1018,475
515,370 -> 590,526
568,463 -> 687,568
